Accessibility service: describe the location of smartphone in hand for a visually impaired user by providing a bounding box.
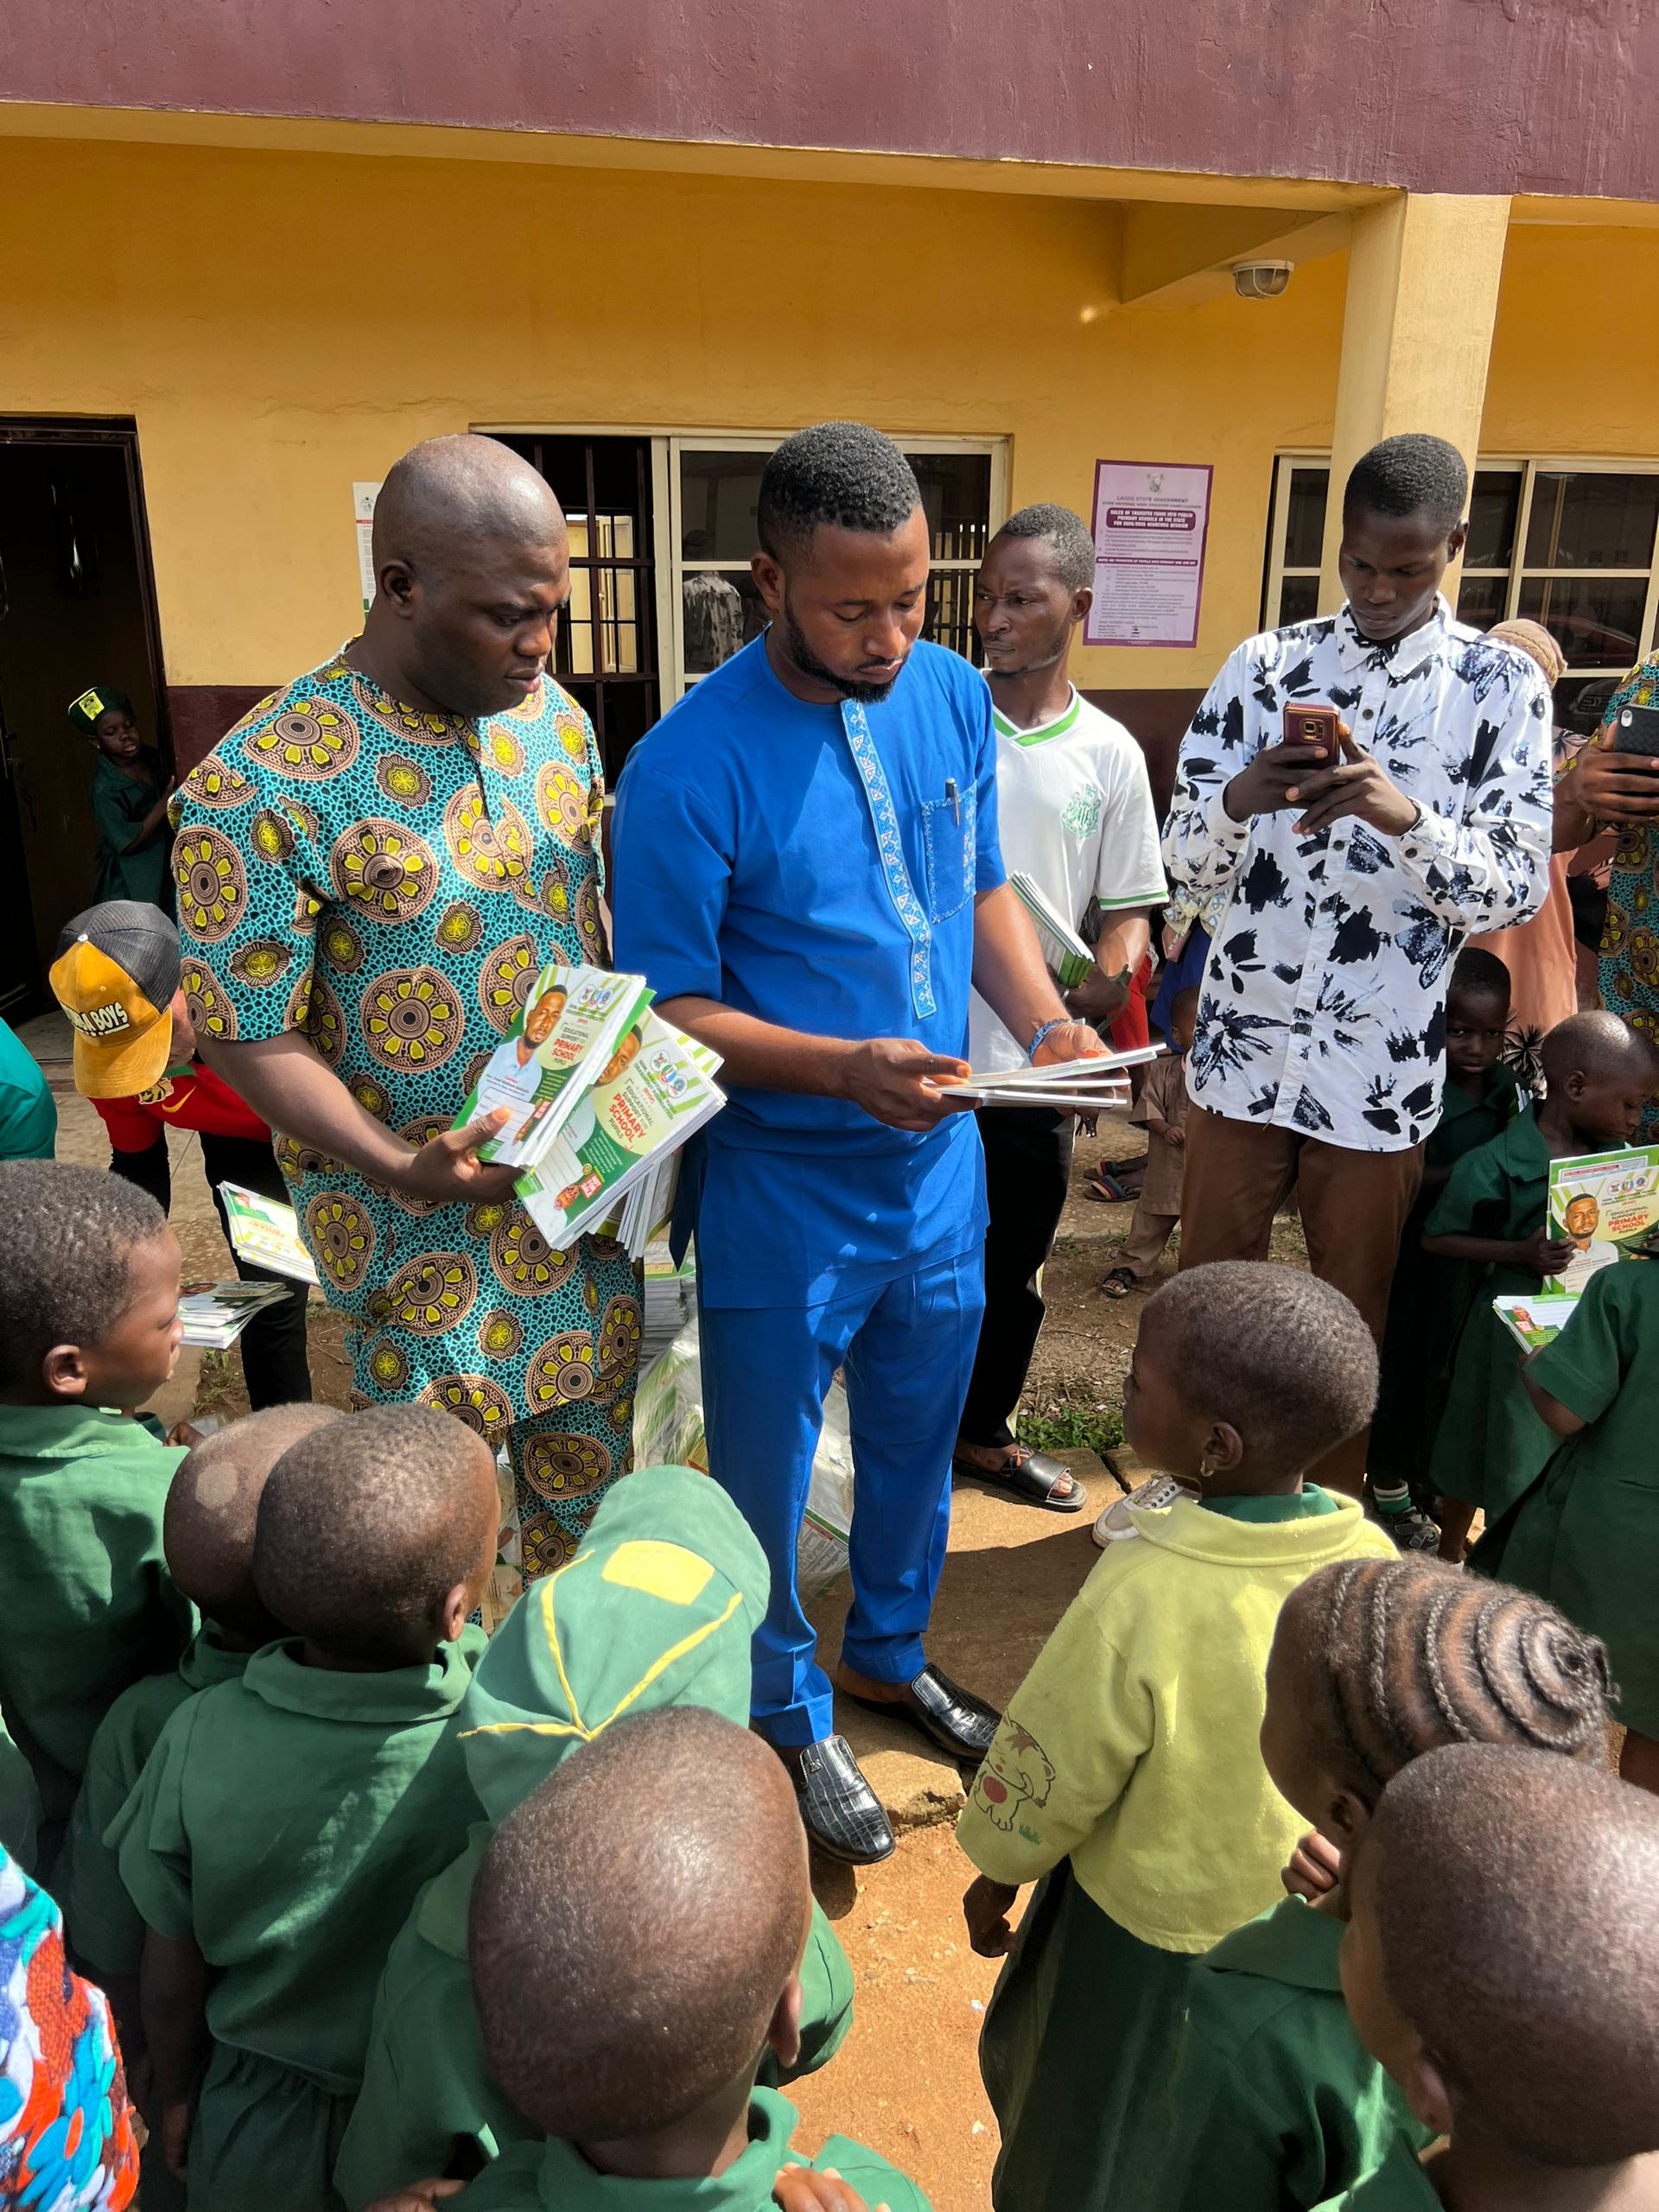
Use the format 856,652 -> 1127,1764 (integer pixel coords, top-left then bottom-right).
1282,703 -> 1340,761
1611,702 -> 1659,757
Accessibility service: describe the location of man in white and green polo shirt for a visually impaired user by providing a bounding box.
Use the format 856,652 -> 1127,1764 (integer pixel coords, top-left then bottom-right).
953,505 -> 1166,1511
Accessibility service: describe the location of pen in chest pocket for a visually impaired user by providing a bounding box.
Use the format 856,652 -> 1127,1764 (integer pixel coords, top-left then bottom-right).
945,777 -> 960,825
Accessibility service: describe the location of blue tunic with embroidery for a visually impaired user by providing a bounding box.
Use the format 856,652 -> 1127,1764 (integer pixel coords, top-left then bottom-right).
169,651 -> 639,1580
612,636 -> 1002,1307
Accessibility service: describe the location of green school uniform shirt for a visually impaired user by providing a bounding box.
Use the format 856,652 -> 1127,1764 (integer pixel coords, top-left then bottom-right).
58,1627 -> 248,1978
112,1626 -> 486,2093
1371,1067 -> 1522,1489
335,1834 -> 853,2209
1424,1112 -> 1559,1518
0,1702 -> 42,1877
1313,2136 -> 1440,2209
337,1466 -> 855,2209
91,751 -> 170,910
0,1404 -> 191,1835
449,2087 -> 931,2212
1480,1260 -> 1659,1736
1149,1897 -> 1433,2212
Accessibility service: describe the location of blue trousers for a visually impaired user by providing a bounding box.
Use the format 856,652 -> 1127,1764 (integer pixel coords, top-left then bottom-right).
699,1247 -> 985,1746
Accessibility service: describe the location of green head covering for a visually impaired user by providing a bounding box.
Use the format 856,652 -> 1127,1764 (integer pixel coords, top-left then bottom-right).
459,1463 -> 770,1822
67,684 -> 134,737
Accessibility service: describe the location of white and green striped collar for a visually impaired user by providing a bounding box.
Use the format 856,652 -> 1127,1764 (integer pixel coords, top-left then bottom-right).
990,685 -> 1084,747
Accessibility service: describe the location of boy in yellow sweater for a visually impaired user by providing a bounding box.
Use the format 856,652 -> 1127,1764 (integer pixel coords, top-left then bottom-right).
957,1261 -> 1395,2212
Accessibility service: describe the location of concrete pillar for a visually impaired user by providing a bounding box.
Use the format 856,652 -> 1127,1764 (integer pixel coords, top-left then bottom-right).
1318,193 -> 1510,608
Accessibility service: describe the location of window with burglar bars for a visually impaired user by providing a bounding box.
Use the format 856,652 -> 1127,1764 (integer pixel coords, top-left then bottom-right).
492,428 -> 1007,779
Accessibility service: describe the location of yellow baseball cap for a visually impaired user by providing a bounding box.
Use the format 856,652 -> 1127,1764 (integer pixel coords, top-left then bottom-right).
48,900 -> 181,1101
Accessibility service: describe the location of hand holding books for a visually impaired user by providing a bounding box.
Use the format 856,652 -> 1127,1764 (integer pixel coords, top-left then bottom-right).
454,961 -> 728,1263
396,1103 -> 520,1204
840,1038 -> 974,1133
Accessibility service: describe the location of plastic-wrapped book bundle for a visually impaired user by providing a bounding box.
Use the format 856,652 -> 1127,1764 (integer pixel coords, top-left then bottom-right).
632,1316 -> 856,1601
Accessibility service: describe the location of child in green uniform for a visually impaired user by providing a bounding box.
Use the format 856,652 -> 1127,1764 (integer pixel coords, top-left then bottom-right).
68,683 -> 174,912
1147,1555 -> 1610,2212
1423,1012 -> 1657,1559
60,1406 -> 343,2010
1475,1255 -> 1659,1799
957,1262 -> 1396,2212
0,1703 -> 43,1875
1320,1745 -> 1659,2211
1369,950 -> 1519,1550
453,1706 -> 930,2212
113,1404 -> 500,2212
335,1461 -> 855,2209
0,1161 -> 193,1866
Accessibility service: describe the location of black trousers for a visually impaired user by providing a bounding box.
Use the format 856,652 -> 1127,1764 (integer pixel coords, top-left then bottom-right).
957,1106 -> 1074,1451
111,1129 -> 313,1410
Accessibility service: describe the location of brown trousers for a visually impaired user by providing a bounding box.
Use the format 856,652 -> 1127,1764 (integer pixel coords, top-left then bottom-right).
1178,1103 -> 1424,1497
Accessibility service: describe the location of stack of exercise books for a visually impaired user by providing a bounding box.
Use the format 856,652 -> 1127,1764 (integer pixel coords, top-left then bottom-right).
639,1237 -> 697,1370
219,1183 -> 321,1285
1009,870 -> 1094,990
457,962 -> 726,1262
177,1280 -> 290,1349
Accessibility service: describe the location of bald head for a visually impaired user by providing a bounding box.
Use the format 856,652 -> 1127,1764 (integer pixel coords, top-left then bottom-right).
252,1405 -> 498,1666
372,435 -> 565,576
165,1403 -> 343,1643
363,436 -> 570,718
1541,1009 -> 1656,1088
472,1707 -> 810,2142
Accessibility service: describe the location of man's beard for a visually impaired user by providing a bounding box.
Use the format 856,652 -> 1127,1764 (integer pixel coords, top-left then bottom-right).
783,600 -> 903,705
984,633 -> 1069,681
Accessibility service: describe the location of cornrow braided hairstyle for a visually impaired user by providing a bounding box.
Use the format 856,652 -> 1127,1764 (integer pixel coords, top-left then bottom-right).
1279,1555 -> 1611,1802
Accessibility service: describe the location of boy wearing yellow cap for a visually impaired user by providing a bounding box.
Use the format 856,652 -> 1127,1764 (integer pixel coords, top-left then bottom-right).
49,900 -> 312,1408
334,1464 -> 855,2209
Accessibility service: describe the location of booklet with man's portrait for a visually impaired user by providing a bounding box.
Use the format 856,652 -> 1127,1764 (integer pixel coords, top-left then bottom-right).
1546,1144 -> 1659,1293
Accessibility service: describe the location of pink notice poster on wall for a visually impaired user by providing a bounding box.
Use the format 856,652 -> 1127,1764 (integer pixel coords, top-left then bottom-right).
1084,461 -> 1213,649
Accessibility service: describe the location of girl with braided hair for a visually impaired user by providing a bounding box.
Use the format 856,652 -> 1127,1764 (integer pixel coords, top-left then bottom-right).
1146,1555 -> 1611,2212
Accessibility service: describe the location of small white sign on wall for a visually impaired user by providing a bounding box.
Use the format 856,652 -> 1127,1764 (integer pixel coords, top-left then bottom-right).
353,481 -> 382,615
1084,461 -> 1213,650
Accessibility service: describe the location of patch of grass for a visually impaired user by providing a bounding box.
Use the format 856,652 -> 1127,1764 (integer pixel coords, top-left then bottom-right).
1017,1397 -> 1124,1459
193,1348 -> 246,1421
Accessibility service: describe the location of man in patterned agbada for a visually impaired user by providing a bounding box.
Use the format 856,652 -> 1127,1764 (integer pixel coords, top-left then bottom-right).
168,435 -> 640,1582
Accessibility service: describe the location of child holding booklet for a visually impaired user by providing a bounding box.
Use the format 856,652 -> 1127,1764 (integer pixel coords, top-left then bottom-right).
956,1262 -> 1394,2212
1476,1249 -> 1659,1795
1422,1011 -> 1656,1560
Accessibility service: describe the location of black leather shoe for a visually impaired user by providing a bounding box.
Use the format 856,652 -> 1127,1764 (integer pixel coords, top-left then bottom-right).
779,1735 -> 895,1865
841,1664 -> 1001,1763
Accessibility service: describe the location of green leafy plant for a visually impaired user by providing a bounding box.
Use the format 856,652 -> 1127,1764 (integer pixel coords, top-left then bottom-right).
1017,1398 -> 1124,1459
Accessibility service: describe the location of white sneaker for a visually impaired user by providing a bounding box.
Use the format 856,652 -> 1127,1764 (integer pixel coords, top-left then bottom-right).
1092,1473 -> 1184,1548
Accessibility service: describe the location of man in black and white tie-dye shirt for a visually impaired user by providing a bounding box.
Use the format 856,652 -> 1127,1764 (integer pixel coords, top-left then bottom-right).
1163,434 -> 1551,1513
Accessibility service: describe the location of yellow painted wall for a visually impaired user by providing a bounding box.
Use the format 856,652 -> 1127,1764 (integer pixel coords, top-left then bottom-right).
1482,225 -> 1659,455
0,135 -> 1345,695
1,135 -> 1654,707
